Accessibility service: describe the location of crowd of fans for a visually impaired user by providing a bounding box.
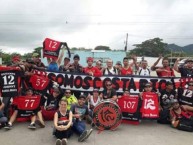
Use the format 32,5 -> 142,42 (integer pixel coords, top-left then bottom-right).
0,52 -> 193,145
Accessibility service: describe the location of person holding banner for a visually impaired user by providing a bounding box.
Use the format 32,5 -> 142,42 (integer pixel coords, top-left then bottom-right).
178,81 -> 193,107
47,47 -> 65,72
173,58 -> 193,77
158,81 -> 177,124
54,99 -> 73,145
119,57 -> 135,75
59,57 -> 71,72
137,60 -> 151,76
154,57 -> 175,77
4,88 -> 41,130
70,94 -> 93,142
139,82 -> 159,119
103,59 -> 118,75
83,57 -> 102,77
69,54 -> 83,73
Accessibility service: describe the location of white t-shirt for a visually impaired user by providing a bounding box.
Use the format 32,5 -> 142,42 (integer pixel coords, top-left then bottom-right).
138,67 -> 151,76
104,67 -> 118,75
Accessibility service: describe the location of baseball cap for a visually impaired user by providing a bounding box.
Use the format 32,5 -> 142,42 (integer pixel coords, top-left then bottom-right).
79,94 -> 86,99
166,81 -> 173,86
116,61 -> 122,65
185,59 -> 193,63
32,53 -> 39,57
145,82 -> 152,87
53,87 -> 60,93
93,88 -> 99,92
170,99 -> 179,105
87,57 -> 94,62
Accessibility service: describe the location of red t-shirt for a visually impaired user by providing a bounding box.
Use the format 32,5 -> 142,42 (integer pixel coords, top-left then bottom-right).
83,66 -> 102,77
120,67 -> 133,75
156,66 -> 175,77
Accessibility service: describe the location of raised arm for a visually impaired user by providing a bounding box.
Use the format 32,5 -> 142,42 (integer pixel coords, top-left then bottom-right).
173,58 -> 180,73
151,55 -> 162,71
57,47 -> 65,66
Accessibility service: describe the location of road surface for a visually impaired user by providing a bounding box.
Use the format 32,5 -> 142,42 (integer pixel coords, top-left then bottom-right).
1,120 -> 193,145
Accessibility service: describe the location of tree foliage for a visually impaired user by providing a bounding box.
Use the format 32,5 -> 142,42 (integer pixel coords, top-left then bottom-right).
129,38 -> 169,57
95,46 -> 111,50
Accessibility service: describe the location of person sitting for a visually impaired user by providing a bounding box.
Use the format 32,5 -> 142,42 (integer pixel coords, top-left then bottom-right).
44,87 -> 63,111
83,57 -> 102,77
71,94 -> 93,142
101,80 -> 117,102
4,88 -> 43,130
62,89 -> 78,110
87,88 -> 102,116
157,81 -> 177,124
0,99 -> 7,128
178,81 -> 193,107
170,99 -> 193,132
54,99 -> 73,145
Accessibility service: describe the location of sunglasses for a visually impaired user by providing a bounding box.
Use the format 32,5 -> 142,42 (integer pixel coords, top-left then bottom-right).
65,92 -> 71,94
106,84 -> 112,86
189,84 -> 193,86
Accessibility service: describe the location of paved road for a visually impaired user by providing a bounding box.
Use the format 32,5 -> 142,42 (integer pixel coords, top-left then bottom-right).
1,120 -> 193,145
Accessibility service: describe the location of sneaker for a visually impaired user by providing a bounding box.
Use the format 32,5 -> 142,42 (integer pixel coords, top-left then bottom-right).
56,139 -> 62,145
28,123 -> 36,129
84,129 -> 93,141
61,138 -> 67,145
4,123 -> 12,130
36,120 -> 45,128
78,130 -> 88,142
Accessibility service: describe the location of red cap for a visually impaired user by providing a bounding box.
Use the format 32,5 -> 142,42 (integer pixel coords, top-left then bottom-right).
87,57 -> 94,62
12,56 -> 20,62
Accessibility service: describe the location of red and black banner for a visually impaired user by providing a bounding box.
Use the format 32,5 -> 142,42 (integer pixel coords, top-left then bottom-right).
43,38 -> 71,59
47,71 -> 189,93
141,92 -> 159,119
118,95 -> 141,124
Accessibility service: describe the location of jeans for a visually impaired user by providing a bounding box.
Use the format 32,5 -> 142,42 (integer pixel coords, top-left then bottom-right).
72,120 -> 86,135
0,111 -> 7,124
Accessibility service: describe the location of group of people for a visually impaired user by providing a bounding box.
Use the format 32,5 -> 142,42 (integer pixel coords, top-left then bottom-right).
48,52 -> 193,78
0,52 -> 193,145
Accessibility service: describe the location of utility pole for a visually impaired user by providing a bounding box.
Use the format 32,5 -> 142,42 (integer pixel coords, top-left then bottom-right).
124,33 -> 128,51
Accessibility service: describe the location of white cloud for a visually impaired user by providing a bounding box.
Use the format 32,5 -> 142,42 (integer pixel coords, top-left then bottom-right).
0,0 -> 193,54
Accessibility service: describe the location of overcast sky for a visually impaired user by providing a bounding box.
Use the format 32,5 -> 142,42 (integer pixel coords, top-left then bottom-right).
0,0 -> 193,55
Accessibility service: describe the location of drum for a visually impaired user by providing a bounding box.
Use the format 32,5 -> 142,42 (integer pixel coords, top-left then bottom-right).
93,99 -> 122,131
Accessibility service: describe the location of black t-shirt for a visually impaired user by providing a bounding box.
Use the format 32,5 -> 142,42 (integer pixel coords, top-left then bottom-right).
179,67 -> 193,77
70,104 -> 89,120
178,88 -> 193,106
160,89 -> 177,109
102,88 -> 117,99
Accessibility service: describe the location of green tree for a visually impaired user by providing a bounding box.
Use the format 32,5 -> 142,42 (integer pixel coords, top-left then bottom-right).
95,46 -> 111,50
129,38 -> 169,57
32,47 -> 42,55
